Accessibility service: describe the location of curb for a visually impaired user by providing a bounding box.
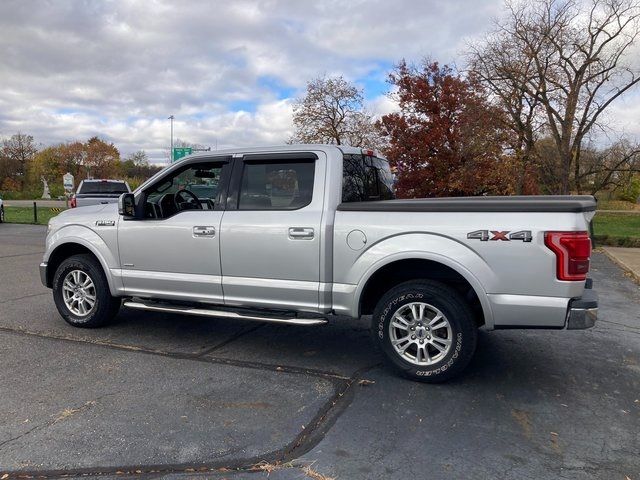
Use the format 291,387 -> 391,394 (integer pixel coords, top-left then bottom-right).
600,248 -> 640,285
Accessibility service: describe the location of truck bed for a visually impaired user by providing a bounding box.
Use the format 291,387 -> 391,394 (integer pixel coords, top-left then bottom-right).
337,195 -> 597,213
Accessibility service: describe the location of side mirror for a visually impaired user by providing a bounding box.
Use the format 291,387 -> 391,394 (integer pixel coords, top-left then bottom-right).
118,193 -> 136,217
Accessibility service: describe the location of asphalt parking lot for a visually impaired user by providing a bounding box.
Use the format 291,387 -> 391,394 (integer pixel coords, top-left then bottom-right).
0,223 -> 638,480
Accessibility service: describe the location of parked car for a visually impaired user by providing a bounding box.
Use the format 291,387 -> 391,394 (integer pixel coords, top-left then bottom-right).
70,179 -> 131,208
0,196 -> 4,223
40,145 -> 598,382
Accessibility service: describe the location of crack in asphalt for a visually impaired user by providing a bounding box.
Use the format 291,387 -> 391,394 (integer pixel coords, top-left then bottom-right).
0,292 -> 49,304
0,251 -> 44,259
194,322 -> 266,357
0,326 -> 354,381
599,318 -> 640,331
0,393 -> 120,452
0,326 -> 380,479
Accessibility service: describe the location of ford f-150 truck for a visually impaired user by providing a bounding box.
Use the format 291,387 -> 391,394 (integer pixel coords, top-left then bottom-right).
70,179 -> 131,208
40,145 -> 598,382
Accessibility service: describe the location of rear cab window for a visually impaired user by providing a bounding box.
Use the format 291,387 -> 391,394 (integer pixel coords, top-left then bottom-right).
78,181 -> 129,194
342,154 -> 395,202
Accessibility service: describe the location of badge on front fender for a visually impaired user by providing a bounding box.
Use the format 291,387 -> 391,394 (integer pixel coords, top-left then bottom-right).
95,220 -> 116,227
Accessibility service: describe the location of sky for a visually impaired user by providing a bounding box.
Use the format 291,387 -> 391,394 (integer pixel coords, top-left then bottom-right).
1,0 -> 639,164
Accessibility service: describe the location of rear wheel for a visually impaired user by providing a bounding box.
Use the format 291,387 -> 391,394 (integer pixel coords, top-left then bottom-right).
52,254 -> 120,328
372,280 -> 477,382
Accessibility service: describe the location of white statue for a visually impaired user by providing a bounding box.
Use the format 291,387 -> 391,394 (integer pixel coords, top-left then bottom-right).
41,176 -> 51,200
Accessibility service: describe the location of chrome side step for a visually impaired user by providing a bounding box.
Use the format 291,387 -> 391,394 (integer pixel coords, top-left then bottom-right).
122,300 -> 328,326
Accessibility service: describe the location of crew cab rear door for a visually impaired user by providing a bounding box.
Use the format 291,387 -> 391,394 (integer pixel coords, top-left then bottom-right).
220,152 -> 326,312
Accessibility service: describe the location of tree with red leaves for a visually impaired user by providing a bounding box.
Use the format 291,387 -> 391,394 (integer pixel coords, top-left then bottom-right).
378,61 -> 514,198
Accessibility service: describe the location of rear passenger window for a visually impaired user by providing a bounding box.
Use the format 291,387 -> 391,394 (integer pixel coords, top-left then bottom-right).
342,154 -> 395,202
238,160 -> 315,210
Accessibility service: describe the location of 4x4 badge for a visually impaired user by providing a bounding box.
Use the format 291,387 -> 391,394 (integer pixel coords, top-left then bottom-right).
467,230 -> 532,242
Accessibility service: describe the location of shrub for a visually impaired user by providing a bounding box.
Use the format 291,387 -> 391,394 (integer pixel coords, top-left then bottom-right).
616,175 -> 640,203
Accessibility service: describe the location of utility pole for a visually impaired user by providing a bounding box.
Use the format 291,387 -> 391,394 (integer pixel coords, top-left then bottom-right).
168,115 -> 174,162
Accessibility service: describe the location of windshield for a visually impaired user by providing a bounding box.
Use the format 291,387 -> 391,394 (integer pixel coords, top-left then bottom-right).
79,181 -> 129,194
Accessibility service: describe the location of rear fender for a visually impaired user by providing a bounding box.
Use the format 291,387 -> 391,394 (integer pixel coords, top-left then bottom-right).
349,233 -> 496,328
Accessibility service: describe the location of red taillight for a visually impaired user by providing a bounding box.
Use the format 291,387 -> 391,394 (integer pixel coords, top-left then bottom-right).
544,231 -> 591,281
70,196 -> 76,208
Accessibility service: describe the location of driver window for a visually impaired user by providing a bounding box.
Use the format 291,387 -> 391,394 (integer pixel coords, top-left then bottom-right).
145,162 -> 224,218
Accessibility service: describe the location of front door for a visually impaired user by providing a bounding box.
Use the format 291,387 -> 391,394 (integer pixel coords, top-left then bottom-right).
220,152 -> 325,312
117,158 -> 231,303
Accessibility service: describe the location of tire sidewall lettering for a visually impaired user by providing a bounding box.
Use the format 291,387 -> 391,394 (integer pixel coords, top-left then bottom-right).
378,291 -> 463,376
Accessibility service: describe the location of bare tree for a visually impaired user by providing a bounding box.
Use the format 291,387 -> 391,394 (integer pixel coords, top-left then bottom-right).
578,139 -> 640,194
289,75 -> 381,148
1,132 -> 37,181
470,0 -> 640,194
126,150 -> 149,167
468,26 -> 544,193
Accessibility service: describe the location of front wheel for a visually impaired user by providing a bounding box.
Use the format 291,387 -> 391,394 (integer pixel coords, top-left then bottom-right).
372,280 -> 477,383
52,254 -> 120,328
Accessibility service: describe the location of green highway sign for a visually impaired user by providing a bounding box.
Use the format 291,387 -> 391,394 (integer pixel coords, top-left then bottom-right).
172,147 -> 192,162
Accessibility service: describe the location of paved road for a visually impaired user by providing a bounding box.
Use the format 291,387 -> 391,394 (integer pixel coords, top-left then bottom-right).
0,224 -> 638,479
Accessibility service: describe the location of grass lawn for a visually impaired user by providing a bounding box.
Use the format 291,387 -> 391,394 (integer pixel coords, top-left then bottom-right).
593,211 -> 640,247
3,206 -> 66,225
597,200 -> 640,211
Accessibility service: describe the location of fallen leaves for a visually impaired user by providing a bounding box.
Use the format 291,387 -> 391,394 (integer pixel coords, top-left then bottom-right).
54,400 -> 97,423
250,460 -> 293,475
357,379 -> 375,386
302,463 -> 336,480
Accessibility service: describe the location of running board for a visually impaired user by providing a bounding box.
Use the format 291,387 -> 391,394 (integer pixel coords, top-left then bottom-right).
122,300 -> 328,326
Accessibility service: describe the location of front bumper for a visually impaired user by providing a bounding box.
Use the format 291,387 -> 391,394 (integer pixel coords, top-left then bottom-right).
39,262 -> 49,288
566,288 -> 598,330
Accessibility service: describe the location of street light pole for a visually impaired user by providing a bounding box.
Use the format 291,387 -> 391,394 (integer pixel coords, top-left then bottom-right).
168,115 -> 174,162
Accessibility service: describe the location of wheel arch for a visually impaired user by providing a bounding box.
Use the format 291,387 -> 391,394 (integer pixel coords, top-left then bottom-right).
356,253 -> 494,329
45,227 -> 121,295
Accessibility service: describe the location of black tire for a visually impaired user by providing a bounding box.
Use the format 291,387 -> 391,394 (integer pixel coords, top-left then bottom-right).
52,253 -> 120,328
372,280 -> 477,383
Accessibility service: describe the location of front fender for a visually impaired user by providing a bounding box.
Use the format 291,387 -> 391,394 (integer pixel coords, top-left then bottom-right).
347,233 -> 496,328
45,225 -> 122,296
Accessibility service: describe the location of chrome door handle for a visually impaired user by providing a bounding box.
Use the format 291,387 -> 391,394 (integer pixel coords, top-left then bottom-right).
193,226 -> 216,237
288,227 -> 314,240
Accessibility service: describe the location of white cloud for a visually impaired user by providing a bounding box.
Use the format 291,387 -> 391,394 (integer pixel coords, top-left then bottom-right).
367,91 -> 399,120
0,0 -> 638,164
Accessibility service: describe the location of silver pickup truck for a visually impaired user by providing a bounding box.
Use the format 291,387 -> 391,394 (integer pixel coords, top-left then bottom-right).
70,179 -> 131,208
40,145 -> 598,382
